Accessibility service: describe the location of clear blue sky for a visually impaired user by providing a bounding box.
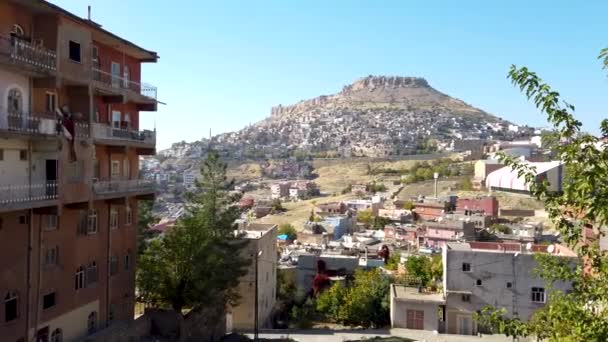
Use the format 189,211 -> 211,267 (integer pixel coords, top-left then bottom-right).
53,0 -> 608,149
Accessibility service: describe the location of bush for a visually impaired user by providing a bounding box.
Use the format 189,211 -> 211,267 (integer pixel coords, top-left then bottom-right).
278,223 -> 297,241
490,223 -> 512,234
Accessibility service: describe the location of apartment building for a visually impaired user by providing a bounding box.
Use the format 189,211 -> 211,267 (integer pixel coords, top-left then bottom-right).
230,223 -> 278,331
0,1 -> 158,341
390,242 -> 576,335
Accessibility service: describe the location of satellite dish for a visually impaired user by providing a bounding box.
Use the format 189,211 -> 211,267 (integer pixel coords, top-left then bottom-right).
525,242 -> 532,251
547,245 -> 555,254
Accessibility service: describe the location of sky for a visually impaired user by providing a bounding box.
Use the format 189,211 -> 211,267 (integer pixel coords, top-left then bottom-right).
53,0 -> 608,150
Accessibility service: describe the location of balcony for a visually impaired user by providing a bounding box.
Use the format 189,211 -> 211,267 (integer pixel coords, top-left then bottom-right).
0,182 -> 58,212
92,68 -> 157,110
0,112 -> 90,140
0,35 -> 56,75
91,123 -> 155,150
92,179 -> 156,200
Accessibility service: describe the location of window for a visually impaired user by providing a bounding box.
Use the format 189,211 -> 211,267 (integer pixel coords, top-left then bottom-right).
123,65 -> 130,88
7,88 -> 23,114
0,149 -> 4,160
87,210 -> 98,234
77,210 -> 87,235
67,161 -> 83,183
45,215 -> 58,231
461,294 -> 471,302
19,149 -> 27,161
11,24 -> 25,37
51,328 -> 63,342
44,246 -> 59,266
123,158 -> 130,179
87,311 -> 97,334
125,252 -> 131,271
531,287 -> 545,303
462,263 -> 471,272
125,205 -> 132,226
75,266 -> 85,290
86,261 -> 98,286
19,215 -> 29,225
111,110 -> 121,129
476,279 -> 482,286
110,207 -> 118,230
124,113 -> 131,130
4,291 -> 18,322
507,282 -> 513,289
45,92 -> 57,113
68,41 -> 81,62
111,160 -> 121,177
42,292 -> 56,310
111,62 -> 120,88
110,255 -> 118,276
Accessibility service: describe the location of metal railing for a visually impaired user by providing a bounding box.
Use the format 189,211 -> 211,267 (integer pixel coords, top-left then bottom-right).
91,123 -> 155,145
92,67 -> 157,101
0,112 -> 59,135
0,112 -> 90,138
0,182 -> 58,205
93,179 -> 156,195
0,35 -> 56,71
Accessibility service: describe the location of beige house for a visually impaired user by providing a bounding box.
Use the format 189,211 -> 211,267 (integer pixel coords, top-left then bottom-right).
229,223 -> 278,331
473,160 -> 504,189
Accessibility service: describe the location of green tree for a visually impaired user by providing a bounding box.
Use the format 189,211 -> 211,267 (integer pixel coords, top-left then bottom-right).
137,151 -> 250,313
309,209 -> 315,222
476,50 -> 608,341
404,255 -> 442,288
490,223 -> 512,235
401,200 -> 415,210
372,215 -> 391,230
384,252 -> 402,271
136,200 -> 160,257
316,269 -> 390,328
271,198 -> 285,212
356,209 -> 374,228
278,223 -> 298,241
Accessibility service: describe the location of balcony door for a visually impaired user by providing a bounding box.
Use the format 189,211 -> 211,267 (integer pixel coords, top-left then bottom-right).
111,62 -> 120,88
45,160 -> 58,197
112,111 -> 121,129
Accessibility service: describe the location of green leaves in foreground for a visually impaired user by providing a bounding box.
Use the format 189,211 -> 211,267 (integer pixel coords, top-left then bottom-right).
477,48 -> 608,341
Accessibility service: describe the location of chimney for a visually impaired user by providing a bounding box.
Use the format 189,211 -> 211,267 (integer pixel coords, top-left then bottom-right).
87,5 -> 91,20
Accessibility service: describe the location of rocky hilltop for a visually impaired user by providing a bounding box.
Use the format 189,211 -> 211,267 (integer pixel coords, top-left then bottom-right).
269,76 -> 486,119
161,75 -> 522,160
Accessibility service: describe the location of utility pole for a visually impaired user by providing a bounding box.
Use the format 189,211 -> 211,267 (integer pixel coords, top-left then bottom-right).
254,250 -> 263,341
433,172 -> 439,198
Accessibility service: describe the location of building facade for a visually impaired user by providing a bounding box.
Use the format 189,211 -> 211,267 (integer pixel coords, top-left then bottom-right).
230,223 -> 278,331
0,1 -> 158,341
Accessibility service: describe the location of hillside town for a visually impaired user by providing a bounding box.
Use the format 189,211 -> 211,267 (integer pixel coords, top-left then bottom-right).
1,1 -> 607,342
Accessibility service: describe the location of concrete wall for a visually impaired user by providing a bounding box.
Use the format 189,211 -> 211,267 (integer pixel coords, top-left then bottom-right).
231,226 -> 278,330
444,248 -> 573,322
32,300 -> 100,342
392,300 -> 440,331
57,17 -> 92,82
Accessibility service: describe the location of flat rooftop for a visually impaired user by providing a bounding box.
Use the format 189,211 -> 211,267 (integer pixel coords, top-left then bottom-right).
392,284 -> 445,303
446,242 -> 577,256
239,223 -> 277,239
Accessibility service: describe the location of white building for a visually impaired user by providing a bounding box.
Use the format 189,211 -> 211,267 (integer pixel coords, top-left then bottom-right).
390,241 -> 576,336
182,169 -> 199,188
485,161 -> 564,194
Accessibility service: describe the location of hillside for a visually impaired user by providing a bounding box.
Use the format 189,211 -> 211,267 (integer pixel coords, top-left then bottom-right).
211,75 -> 513,159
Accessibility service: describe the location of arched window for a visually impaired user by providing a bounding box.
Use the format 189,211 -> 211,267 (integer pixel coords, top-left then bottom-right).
51,328 -> 63,342
75,265 -> 85,290
4,291 -> 18,322
11,24 -> 24,38
7,88 -> 23,114
87,311 -> 97,334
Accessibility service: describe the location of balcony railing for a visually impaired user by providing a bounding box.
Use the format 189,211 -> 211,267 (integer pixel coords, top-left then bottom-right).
91,123 -> 155,145
0,182 -> 58,205
0,112 -> 90,138
92,67 -> 157,101
93,179 -> 156,195
0,35 -> 56,72
0,112 -> 59,136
